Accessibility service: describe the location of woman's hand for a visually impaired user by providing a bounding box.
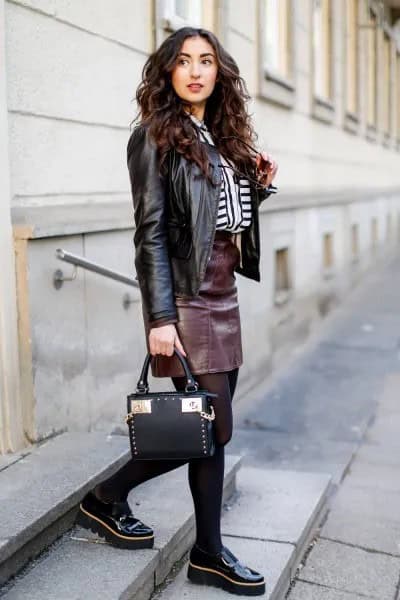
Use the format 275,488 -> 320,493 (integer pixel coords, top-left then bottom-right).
149,324 -> 187,358
255,152 -> 278,187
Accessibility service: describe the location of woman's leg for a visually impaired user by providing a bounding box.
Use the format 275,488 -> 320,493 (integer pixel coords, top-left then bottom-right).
171,369 -> 237,555
227,366 -> 239,400
95,367 -> 238,551
95,456 -> 188,503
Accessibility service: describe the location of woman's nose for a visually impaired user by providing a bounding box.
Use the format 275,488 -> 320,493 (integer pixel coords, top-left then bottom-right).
190,64 -> 201,78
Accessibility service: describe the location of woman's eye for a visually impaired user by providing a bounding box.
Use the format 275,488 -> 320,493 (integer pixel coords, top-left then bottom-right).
177,59 -> 212,66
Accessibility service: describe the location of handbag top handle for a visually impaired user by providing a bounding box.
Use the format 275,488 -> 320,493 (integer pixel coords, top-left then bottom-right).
136,348 -> 198,394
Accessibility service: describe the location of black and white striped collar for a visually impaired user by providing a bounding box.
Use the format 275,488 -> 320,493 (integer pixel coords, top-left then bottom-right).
188,113 -> 208,132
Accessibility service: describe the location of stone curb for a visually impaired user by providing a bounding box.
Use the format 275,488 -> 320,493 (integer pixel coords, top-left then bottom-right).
1,454 -> 242,599
0,432 -> 132,585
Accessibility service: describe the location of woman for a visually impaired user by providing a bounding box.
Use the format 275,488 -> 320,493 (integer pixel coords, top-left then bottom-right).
77,26 -> 278,596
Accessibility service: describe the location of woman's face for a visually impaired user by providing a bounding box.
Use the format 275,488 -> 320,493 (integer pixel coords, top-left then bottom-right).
171,36 -> 218,116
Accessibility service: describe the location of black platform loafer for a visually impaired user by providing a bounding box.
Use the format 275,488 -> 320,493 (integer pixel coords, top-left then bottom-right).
76,492 -> 154,549
187,544 -> 266,596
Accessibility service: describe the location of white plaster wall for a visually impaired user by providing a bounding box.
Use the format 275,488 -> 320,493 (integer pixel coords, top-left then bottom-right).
3,0 -> 400,438
5,0 -> 150,208
8,114 -> 131,202
19,0 -> 151,50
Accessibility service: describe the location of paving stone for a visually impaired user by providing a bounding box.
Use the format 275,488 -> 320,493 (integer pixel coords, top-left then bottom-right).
230,429 -> 356,485
326,479 -> 400,523
128,454 -> 241,585
220,467 -> 331,546
0,452 -> 25,472
316,312 -> 400,352
1,456 -> 242,599
374,373 -> 400,416
154,535 -> 295,600
1,535 -> 159,600
321,504 -> 400,556
356,441 -> 400,468
300,538 -> 400,599
345,461 -> 400,493
365,414 -> 400,446
289,580 -> 373,599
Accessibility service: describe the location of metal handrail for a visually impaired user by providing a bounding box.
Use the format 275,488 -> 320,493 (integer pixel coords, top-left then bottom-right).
55,248 -> 139,288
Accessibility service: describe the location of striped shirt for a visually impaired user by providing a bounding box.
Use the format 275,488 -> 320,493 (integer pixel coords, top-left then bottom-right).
189,115 -> 252,233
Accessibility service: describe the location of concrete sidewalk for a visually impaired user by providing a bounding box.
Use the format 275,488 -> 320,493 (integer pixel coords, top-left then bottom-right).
231,257 -> 400,489
226,255 -> 400,599
2,254 -> 399,599
287,372 -> 400,600
282,257 -> 400,599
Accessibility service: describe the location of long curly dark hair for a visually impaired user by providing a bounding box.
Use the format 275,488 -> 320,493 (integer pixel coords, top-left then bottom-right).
131,27 -> 259,186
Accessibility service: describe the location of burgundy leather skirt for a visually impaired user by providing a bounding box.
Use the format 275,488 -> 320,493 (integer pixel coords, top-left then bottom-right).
143,230 -> 243,378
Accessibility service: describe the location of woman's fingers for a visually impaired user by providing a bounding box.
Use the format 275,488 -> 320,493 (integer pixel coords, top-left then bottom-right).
256,151 -> 278,186
149,325 -> 177,356
174,333 -> 187,357
148,325 -> 188,358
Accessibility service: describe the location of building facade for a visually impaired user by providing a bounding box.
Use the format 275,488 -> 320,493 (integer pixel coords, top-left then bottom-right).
1,0 -> 400,453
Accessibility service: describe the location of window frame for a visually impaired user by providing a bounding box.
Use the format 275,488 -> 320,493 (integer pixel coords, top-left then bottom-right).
343,0 -> 360,134
311,0 -> 335,125
370,216 -> 379,254
397,51 -> 400,148
366,7 -> 378,141
156,0 -> 203,47
322,231 -> 335,279
258,0 -> 296,109
382,28 -> 391,143
350,223 -> 360,264
273,246 -> 293,306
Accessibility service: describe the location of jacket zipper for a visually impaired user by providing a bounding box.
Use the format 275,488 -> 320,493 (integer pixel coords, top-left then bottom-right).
196,177 -> 221,291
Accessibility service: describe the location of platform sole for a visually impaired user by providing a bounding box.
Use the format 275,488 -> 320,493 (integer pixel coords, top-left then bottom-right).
76,504 -> 154,549
187,562 -> 266,596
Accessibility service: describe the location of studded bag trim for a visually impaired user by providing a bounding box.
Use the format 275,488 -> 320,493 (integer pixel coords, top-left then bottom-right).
125,349 -> 217,460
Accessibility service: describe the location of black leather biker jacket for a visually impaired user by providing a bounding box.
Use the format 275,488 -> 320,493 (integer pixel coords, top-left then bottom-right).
127,123 -> 275,325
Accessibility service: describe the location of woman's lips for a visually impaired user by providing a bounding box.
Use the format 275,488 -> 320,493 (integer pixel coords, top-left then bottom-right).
187,84 -> 203,91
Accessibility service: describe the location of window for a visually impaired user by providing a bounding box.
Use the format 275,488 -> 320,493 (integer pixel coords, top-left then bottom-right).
397,52 -> 400,141
351,224 -> 359,262
386,213 -> 392,242
366,10 -> 377,129
322,232 -> 335,277
345,0 -> 358,116
382,32 -> 391,136
312,0 -> 333,102
312,0 -> 334,123
260,0 -> 294,107
397,213 -> 400,243
264,0 -> 291,79
158,0 -> 202,41
274,247 -> 291,304
371,217 -> 378,252
174,0 -> 192,20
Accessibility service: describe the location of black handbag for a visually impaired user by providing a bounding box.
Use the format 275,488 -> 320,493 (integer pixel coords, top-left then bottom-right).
125,349 -> 217,460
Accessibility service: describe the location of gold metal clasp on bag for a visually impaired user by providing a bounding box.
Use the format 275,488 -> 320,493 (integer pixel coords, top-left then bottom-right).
131,399 -> 152,414
200,405 -> 215,421
181,397 -> 202,412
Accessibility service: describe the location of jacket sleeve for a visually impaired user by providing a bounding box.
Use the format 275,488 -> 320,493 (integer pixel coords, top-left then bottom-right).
127,125 -> 178,324
258,183 -> 278,205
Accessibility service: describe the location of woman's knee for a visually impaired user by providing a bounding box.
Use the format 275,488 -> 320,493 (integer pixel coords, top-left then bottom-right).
216,426 -> 232,446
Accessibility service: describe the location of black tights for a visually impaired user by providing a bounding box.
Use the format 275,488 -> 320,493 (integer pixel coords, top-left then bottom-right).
95,367 -> 239,554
